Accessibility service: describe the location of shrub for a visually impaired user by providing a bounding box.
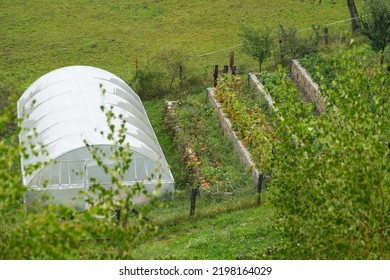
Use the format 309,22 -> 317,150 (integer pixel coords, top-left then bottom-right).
275,24 -> 321,66
132,48 -> 205,100
360,0 -> 390,64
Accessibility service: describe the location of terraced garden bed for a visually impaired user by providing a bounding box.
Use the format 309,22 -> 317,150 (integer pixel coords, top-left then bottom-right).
212,75 -> 277,175
162,93 -> 258,216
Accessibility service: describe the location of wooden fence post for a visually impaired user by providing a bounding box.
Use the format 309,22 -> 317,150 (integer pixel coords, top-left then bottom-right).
230,51 -> 234,67
131,208 -> 150,222
223,65 -> 229,74
279,39 -> 284,62
190,187 -> 199,216
232,66 -> 237,75
324,27 -> 329,45
229,51 -> 235,74
257,173 -> 264,206
213,65 -> 219,87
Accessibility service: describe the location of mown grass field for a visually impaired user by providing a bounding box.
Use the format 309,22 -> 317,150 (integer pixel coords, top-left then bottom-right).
0,0 -> 367,259
1,0 -> 362,93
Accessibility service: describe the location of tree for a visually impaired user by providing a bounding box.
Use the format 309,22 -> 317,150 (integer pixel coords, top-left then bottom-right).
157,47 -> 188,89
314,1 -> 360,33
240,26 -> 273,73
360,0 -> 390,64
270,46 -> 389,259
347,0 -> 360,33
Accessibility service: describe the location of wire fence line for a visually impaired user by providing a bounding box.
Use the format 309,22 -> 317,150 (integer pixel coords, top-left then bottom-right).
197,44 -> 242,57
195,16 -> 365,58
120,15 -> 369,79
297,15 -> 367,32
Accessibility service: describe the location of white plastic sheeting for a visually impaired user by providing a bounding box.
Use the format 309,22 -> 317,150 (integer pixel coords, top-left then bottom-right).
18,66 -> 174,209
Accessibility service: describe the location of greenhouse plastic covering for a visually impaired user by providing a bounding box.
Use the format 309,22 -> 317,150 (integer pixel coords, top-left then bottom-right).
18,66 -> 174,209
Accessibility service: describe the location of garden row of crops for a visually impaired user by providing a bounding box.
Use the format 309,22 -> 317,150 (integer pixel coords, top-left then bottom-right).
163,94 -> 255,205
260,67 -> 315,121
165,101 -> 230,193
213,76 -> 276,174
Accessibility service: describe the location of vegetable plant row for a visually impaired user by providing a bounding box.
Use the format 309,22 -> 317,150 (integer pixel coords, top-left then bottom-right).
260,66 -> 315,121
164,98 -> 250,194
214,69 -> 316,174
214,75 -> 276,174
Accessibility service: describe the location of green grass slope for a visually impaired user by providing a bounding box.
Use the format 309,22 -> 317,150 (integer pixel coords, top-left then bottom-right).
1,0 -> 361,93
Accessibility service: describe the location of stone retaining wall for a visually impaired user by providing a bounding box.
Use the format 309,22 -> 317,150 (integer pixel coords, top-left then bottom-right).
290,59 -> 325,114
248,73 -> 275,111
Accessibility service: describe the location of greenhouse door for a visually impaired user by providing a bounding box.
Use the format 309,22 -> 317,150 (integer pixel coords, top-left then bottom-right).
84,160 -> 116,191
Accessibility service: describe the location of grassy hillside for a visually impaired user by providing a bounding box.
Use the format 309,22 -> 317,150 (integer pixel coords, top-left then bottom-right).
1,0 -> 362,94
2,0 -> 377,260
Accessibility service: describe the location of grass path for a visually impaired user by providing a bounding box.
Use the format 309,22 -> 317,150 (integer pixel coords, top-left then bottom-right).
132,204 -> 276,259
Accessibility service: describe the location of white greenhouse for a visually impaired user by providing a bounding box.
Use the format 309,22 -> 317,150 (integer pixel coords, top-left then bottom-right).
18,65 -> 174,210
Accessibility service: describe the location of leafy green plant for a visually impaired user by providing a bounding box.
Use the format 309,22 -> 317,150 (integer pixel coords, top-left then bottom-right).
270,46 -> 389,259
131,61 -> 168,100
299,53 -> 337,87
301,44 -> 389,122
261,66 -> 315,120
